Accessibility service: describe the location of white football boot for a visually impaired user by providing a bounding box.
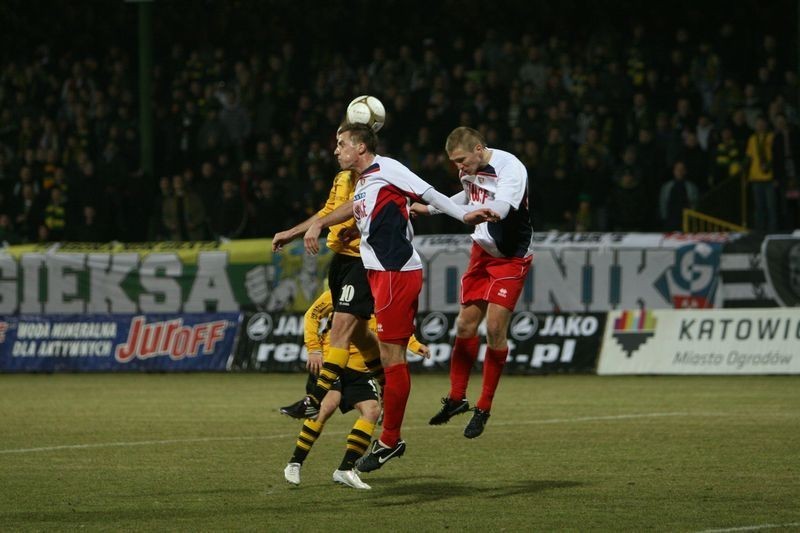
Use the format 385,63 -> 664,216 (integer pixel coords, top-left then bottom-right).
332,469 -> 371,490
284,463 -> 301,485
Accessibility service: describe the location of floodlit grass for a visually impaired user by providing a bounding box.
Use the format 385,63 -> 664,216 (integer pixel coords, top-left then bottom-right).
0,373 -> 798,532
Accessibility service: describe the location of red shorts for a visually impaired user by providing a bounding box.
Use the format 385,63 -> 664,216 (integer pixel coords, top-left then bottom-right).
460,243 -> 532,311
366,269 -> 423,345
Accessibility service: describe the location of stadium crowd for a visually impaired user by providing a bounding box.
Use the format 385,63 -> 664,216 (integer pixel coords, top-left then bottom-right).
0,1 -> 797,244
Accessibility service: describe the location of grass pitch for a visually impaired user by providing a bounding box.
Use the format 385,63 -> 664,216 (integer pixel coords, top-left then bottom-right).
1,373 -> 798,532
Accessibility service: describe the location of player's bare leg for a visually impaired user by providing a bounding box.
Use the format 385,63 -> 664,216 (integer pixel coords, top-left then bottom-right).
464,302 -> 512,438
430,302 -> 486,425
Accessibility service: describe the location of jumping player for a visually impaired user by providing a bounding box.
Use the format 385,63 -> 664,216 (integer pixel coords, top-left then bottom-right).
273,131 -> 382,420
331,123 -> 498,473
411,126 -> 533,439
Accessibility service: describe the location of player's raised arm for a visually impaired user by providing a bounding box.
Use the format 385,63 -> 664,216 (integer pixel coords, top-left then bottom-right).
410,191 -> 467,218
420,188 -> 499,225
272,213 -> 319,251
303,200 -> 355,255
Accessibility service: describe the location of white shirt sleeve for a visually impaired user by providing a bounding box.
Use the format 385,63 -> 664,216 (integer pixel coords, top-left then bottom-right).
494,156 -> 528,209
481,199 -> 511,219
392,160 -> 434,199
421,188 -> 470,221
428,191 -> 467,215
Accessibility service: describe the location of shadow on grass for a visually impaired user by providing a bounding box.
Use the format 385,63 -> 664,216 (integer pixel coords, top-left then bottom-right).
365,477 -> 584,506
0,480 -> 585,524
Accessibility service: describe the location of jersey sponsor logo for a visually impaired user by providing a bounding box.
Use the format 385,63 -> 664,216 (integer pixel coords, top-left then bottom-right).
467,182 -> 493,203
247,312 -> 272,341
353,199 -> 368,221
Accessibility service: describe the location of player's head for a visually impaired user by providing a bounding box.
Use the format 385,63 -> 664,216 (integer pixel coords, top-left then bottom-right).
335,123 -> 377,172
445,127 -> 489,175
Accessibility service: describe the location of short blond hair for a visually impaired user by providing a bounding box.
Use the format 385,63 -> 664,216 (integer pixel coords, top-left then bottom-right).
445,127 -> 486,154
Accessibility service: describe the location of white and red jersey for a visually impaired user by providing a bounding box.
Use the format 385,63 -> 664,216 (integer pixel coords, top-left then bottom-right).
353,155 -> 432,271
461,148 -> 533,258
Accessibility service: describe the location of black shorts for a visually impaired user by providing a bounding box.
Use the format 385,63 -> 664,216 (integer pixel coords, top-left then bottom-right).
328,253 -> 373,319
305,369 -> 379,414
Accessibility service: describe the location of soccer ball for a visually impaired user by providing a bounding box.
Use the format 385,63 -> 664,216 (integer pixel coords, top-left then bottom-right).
346,95 -> 386,132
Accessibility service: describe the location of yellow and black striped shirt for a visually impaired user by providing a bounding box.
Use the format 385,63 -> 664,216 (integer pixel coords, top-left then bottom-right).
317,170 -> 360,257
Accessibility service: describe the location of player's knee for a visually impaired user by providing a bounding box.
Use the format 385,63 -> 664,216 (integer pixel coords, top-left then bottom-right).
318,398 -> 339,422
485,322 -> 508,349
351,324 -> 377,349
359,401 -> 381,423
455,315 -> 479,338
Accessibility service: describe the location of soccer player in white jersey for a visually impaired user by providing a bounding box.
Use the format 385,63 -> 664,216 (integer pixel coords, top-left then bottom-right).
411,126 -> 534,439
332,123 -> 497,473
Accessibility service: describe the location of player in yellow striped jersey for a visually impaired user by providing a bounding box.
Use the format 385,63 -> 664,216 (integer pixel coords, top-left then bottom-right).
273,160 -> 382,420
282,289 -> 428,490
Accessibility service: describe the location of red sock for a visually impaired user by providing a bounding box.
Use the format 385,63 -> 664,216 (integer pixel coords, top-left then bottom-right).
476,346 -> 508,412
379,363 -> 410,448
448,336 -> 480,401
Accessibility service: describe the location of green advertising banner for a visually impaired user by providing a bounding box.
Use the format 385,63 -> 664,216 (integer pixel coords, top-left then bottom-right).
0,239 -> 333,315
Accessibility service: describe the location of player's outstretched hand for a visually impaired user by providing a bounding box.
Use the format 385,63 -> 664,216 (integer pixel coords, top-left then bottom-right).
303,222 -> 323,255
272,230 -> 294,252
409,202 -> 430,219
463,208 -> 500,225
337,226 -> 360,244
306,351 -> 323,375
417,343 -> 431,359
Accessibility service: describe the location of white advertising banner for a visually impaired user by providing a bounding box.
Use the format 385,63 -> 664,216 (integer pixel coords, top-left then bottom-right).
414,232 -> 739,313
597,308 -> 800,375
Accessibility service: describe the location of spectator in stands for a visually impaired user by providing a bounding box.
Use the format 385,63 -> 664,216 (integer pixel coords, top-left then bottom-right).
14,183 -> 41,242
710,127 -> 744,188
162,174 -> 207,241
211,179 -> 247,239
148,176 -> 172,240
608,169 -> 651,231
69,205 -> 106,242
577,154 -> 612,231
0,213 -> 21,244
746,115 -> 777,231
677,130 -> 710,191
613,145 -> 643,186
1,4 -> 797,240
35,224 -> 50,244
695,114 -> 717,152
42,187 -> 67,241
729,108 -> 752,152
12,166 -> 40,200
659,161 -> 699,231
251,179 -> 286,237
771,113 -> 799,230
